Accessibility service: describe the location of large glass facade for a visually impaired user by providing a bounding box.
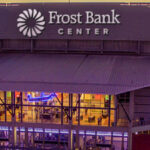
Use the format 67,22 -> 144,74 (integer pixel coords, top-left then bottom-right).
0,91 -> 129,149
0,91 -> 119,127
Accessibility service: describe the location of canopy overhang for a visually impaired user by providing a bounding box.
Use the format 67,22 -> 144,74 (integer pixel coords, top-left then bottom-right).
0,53 -> 149,94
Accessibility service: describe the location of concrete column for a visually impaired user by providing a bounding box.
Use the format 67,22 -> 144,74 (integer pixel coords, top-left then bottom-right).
83,132 -> 87,150
128,91 -> 134,150
25,127 -> 28,148
75,129 -> 79,150
12,126 -> 17,147
8,127 -> 11,146
32,128 -> 35,147
121,132 -> 124,150
111,132 -> 113,150
14,127 -> 17,146
58,129 -> 61,148
68,128 -> 73,150
42,128 -> 45,149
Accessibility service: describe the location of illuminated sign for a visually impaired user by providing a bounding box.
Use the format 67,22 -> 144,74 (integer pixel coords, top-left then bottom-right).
17,8 -> 120,38
27,92 -> 57,102
48,10 -> 120,24
0,3 -> 150,40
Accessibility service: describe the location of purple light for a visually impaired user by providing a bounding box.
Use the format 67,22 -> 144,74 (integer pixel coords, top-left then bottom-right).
0,127 -> 128,138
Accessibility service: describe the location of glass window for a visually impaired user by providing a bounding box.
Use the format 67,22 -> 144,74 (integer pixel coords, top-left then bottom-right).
117,92 -> 130,103
6,91 -> 11,104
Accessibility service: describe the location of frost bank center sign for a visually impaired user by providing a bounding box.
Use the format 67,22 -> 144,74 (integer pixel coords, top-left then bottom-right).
1,3 -> 150,40
17,8 -> 120,38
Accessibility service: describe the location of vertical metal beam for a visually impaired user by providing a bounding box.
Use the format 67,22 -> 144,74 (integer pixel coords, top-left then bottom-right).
11,92 -> 15,120
68,93 -> 73,150
61,93 -> 63,125
75,94 -> 81,150
11,92 -> 17,147
20,92 -> 23,122
4,91 -> 7,122
78,94 -> 80,126
114,95 -> 118,126
108,95 -> 111,126
71,93 -> 73,121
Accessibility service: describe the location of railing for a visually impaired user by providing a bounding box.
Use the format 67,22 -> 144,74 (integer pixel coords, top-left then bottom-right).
133,120 -> 150,127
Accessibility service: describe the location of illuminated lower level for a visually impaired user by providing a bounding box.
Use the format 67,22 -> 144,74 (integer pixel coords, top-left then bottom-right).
0,91 -> 130,149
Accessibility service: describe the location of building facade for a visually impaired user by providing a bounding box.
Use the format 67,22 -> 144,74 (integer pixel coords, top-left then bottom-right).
0,2 -> 150,150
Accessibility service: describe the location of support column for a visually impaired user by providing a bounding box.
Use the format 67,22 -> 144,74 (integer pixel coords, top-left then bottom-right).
75,129 -> 79,150
68,129 -> 73,150
121,132 -> 124,150
11,91 -> 17,147
25,127 -> 28,148
83,131 -> 87,150
128,91 -> 134,150
8,127 -> 11,146
108,95 -> 111,126
75,94 -> 81,150
32,127 -> 35,148
111,132 -> 113,149
114,95 -> 118,126
13,127 -> 17,147
4,91 -> 7,122
58,129 -> 61,148
18,127 -> 21,147
68,93 -> 73,150
42,128 -> 45,149
61,93 -> 63,125
20,92 -> 23,122
78,94 -> 80,126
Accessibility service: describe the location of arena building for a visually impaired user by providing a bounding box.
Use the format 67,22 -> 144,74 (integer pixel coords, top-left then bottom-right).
0,1 -> 150,150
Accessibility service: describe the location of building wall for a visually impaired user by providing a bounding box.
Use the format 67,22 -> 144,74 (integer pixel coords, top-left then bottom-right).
134,87 -> 150,122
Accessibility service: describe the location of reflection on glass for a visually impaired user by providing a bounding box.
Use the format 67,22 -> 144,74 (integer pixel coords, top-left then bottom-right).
80,108 -> 109,126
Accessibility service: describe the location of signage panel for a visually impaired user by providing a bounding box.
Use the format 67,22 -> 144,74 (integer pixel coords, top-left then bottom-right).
0,3 -> 149,40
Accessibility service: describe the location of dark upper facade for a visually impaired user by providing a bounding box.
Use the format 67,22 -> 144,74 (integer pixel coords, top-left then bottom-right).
0,3 -> 150,95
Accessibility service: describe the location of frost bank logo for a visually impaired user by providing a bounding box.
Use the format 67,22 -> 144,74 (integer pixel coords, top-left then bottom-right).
17,9 -> 45,38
